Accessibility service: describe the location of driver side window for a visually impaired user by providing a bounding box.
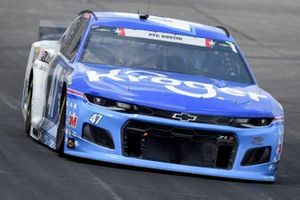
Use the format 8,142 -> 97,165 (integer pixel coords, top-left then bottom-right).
60,16 -> 89,61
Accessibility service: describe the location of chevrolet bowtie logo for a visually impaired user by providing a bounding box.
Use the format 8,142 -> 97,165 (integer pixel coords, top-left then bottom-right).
172,113 -> 198,122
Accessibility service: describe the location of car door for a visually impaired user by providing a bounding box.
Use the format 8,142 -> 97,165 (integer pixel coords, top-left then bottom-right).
43,15 -> 90,128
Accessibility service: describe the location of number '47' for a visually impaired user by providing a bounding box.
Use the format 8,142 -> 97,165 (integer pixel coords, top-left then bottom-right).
89,114 -> 103,125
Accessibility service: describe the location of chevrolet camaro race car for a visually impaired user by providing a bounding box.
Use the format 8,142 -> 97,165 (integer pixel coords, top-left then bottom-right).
22,10 -> 284,182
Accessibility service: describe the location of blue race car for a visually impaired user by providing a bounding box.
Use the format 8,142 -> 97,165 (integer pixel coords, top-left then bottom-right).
22,10 -> 284,182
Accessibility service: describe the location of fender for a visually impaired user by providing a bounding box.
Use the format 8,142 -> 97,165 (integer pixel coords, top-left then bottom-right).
31,49 -> 56,129
22,41 -> 59,129
21,35 -> 76,148
22,41 -> 57,120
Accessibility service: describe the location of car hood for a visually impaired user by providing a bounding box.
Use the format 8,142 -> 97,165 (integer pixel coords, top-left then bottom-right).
72,63 -> 283,117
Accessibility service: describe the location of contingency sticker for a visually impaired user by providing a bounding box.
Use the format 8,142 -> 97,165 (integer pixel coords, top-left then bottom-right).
68,113 -> 78,128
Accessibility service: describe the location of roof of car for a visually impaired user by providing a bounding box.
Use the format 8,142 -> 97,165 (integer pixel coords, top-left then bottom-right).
92,12 -> 235,42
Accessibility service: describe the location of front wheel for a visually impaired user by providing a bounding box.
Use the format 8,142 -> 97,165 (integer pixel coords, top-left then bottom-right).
56,93 -> 66,154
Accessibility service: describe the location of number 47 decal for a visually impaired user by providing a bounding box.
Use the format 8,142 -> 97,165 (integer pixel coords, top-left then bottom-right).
89,114 -> 103,125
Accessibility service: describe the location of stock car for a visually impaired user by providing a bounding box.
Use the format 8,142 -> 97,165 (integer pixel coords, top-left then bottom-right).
22,10 -> 284,182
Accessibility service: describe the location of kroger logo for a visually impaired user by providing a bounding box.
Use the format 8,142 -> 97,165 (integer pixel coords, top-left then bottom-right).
86,69 -> 267,102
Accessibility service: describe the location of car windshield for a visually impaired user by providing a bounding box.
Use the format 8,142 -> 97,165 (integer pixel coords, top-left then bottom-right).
81,26 -> 254,84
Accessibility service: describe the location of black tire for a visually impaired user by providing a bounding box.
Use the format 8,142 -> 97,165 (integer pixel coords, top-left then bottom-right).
56,92 -> 66,155
25,79 -> 33,136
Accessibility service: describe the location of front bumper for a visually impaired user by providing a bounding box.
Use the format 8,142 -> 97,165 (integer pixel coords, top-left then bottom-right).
64,92 -> 284,182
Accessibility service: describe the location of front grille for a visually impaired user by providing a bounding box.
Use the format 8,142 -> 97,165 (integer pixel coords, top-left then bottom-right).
122,121 -> 237,169
129,106 -> 233,125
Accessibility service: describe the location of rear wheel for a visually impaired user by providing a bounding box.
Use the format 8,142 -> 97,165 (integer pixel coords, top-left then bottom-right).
25,79 -> 33,136
56,92 -> 66,154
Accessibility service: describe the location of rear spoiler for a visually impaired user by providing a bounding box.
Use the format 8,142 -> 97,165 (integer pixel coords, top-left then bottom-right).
38,20 -> 69,40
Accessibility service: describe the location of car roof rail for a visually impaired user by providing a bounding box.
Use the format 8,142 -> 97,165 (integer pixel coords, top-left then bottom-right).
78,10 -> 98,20
215,26 -> 230,37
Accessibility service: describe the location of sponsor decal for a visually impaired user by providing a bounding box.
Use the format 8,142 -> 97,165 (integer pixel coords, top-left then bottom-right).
66,128 -> 77,136
251,137 -> 264,145
276,144 -> 282,154
34,47 -> 41,56
38,50 -> 51,64
68,113 -> 78,128
69,102 -> 77,110
276,133 -> 284,155
37,64 -> 47,72
268,164 -> 275,171
216,135 -> 235,143
274,130 -> 284,162
67,137 -> 75,149
86,69 -> 268,101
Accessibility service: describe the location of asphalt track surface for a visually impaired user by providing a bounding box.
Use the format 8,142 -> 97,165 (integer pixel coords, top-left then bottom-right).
0,0 -> 300,199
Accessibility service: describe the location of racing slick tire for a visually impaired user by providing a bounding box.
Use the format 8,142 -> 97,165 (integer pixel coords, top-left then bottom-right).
25,76 -> 33,136
56,89 -> 66,155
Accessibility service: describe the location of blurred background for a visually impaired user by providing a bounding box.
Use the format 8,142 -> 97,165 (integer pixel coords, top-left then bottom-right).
0,0 -> 300,199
